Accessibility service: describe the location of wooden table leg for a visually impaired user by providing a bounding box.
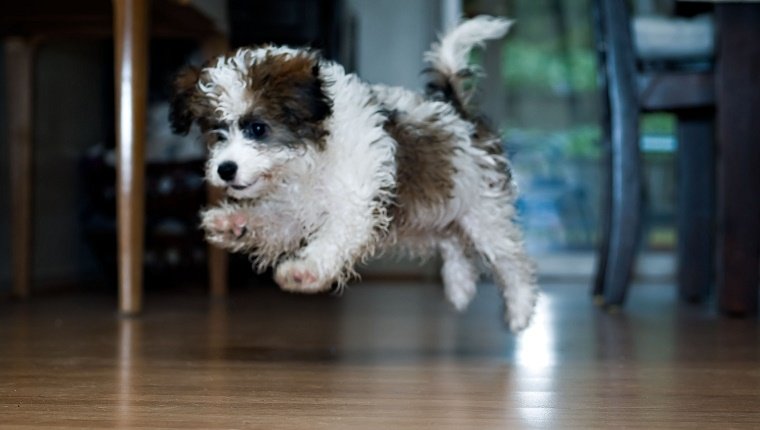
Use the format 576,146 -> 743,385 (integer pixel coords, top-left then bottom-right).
715,5 -> 760,316
4,38 -> 35,299
200,35 -> 230,300
207,185 -> 228,299
114,0 -> 149,315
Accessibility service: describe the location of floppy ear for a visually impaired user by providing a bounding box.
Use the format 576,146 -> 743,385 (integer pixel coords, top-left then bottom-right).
169,66 -> 202,135
283,63 -> 332,124
277,62 -> 333,144
253,55 -> 333,128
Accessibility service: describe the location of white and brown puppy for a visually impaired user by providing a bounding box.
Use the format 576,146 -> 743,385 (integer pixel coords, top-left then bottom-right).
170,16 -> 537,331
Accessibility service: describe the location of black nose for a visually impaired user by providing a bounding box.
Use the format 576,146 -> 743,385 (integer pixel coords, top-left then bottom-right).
217,161 -> 238,182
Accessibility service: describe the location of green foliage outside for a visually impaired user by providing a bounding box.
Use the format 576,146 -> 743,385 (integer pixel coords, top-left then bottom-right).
641,112 -> 676,135
501,41 -> 597,93
504,125 -> 601,159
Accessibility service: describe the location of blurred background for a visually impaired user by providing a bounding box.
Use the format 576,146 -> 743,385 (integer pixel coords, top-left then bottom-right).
0,0 -> 703,293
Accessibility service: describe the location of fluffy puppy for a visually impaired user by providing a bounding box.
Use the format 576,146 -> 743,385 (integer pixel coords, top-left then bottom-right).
170,16 -> 538,331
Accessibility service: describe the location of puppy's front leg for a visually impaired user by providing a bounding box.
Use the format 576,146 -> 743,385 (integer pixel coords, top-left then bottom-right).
200,202 -> 257,253
275,197 -> 383,293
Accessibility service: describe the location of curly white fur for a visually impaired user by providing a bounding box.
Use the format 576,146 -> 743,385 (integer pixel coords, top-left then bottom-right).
190,16 -> 537,331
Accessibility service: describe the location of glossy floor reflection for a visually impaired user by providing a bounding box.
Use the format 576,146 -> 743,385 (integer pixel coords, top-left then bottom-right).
1,282 -> 758,429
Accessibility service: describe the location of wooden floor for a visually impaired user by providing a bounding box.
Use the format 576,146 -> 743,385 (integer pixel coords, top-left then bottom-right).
1,280 -> 758,429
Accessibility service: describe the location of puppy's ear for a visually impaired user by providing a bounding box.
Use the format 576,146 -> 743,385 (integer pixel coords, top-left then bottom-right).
281,62 -> 333,143
293,64 -> 332,123
255,55 -> 333,127
169,66 -> 201,135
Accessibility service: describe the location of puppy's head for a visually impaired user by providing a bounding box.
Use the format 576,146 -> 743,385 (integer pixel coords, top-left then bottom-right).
170,48 -> 332,199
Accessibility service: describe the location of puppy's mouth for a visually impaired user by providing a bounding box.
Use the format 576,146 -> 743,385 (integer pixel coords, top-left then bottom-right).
229,183 -> 253,191
227,175 -> 266,192
225,172 -> 275,193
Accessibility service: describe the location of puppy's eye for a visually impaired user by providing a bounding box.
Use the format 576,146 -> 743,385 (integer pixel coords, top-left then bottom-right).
241,121 -> 268,140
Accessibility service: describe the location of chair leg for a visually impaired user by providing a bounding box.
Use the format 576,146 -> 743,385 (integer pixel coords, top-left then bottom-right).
114,0 -> 149,315
593,152 -> 611,301
715,5 -> 760,316
676,114 -> 714,303
4,38 -> 36,299
598,0 -> 642,307
602,133 -> 642,307
591,0 -> 610,301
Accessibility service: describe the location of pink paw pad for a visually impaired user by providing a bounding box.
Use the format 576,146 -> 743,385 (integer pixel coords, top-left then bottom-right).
230,212 -> 247,237
275,260 -> 330,293
292,270 -> 317,284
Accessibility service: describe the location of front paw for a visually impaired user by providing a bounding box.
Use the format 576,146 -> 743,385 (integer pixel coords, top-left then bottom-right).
275,259 -> 332,293
201,207 -> 251,247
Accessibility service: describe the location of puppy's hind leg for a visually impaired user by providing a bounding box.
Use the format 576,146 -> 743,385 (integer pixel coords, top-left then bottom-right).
458,203 -> 538,332
439,234 -> 479,311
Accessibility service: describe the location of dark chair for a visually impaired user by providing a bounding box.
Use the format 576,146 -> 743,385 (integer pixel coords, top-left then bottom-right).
592,0 -> 715,307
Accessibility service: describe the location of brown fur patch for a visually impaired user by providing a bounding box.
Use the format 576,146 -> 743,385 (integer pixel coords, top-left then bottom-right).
170,65 -> 206,135
246,53 -> 332,149
471,117 -> 512,188
424,69 -> 470,117
423,66 -> 512,186
383,110 -> 458,226
169,50 -> 332,152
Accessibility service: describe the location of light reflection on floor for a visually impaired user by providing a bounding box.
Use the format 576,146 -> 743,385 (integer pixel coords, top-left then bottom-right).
514,294 -> 556,425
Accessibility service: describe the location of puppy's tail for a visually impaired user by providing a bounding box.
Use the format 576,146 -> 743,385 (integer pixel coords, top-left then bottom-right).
423,15 -> 513,114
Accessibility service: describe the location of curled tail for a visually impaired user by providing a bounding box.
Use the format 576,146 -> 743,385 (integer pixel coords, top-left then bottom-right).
424,15 -> 513,114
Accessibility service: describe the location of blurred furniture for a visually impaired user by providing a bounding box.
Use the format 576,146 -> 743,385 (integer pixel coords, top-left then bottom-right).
593,0 -> 642,308
80,154 -> 209,285
713,3 -> 760,316
228,0 -> 345,62
592,0 -> 713,306
593,0 -> 759,316
2,0 -> 227,314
